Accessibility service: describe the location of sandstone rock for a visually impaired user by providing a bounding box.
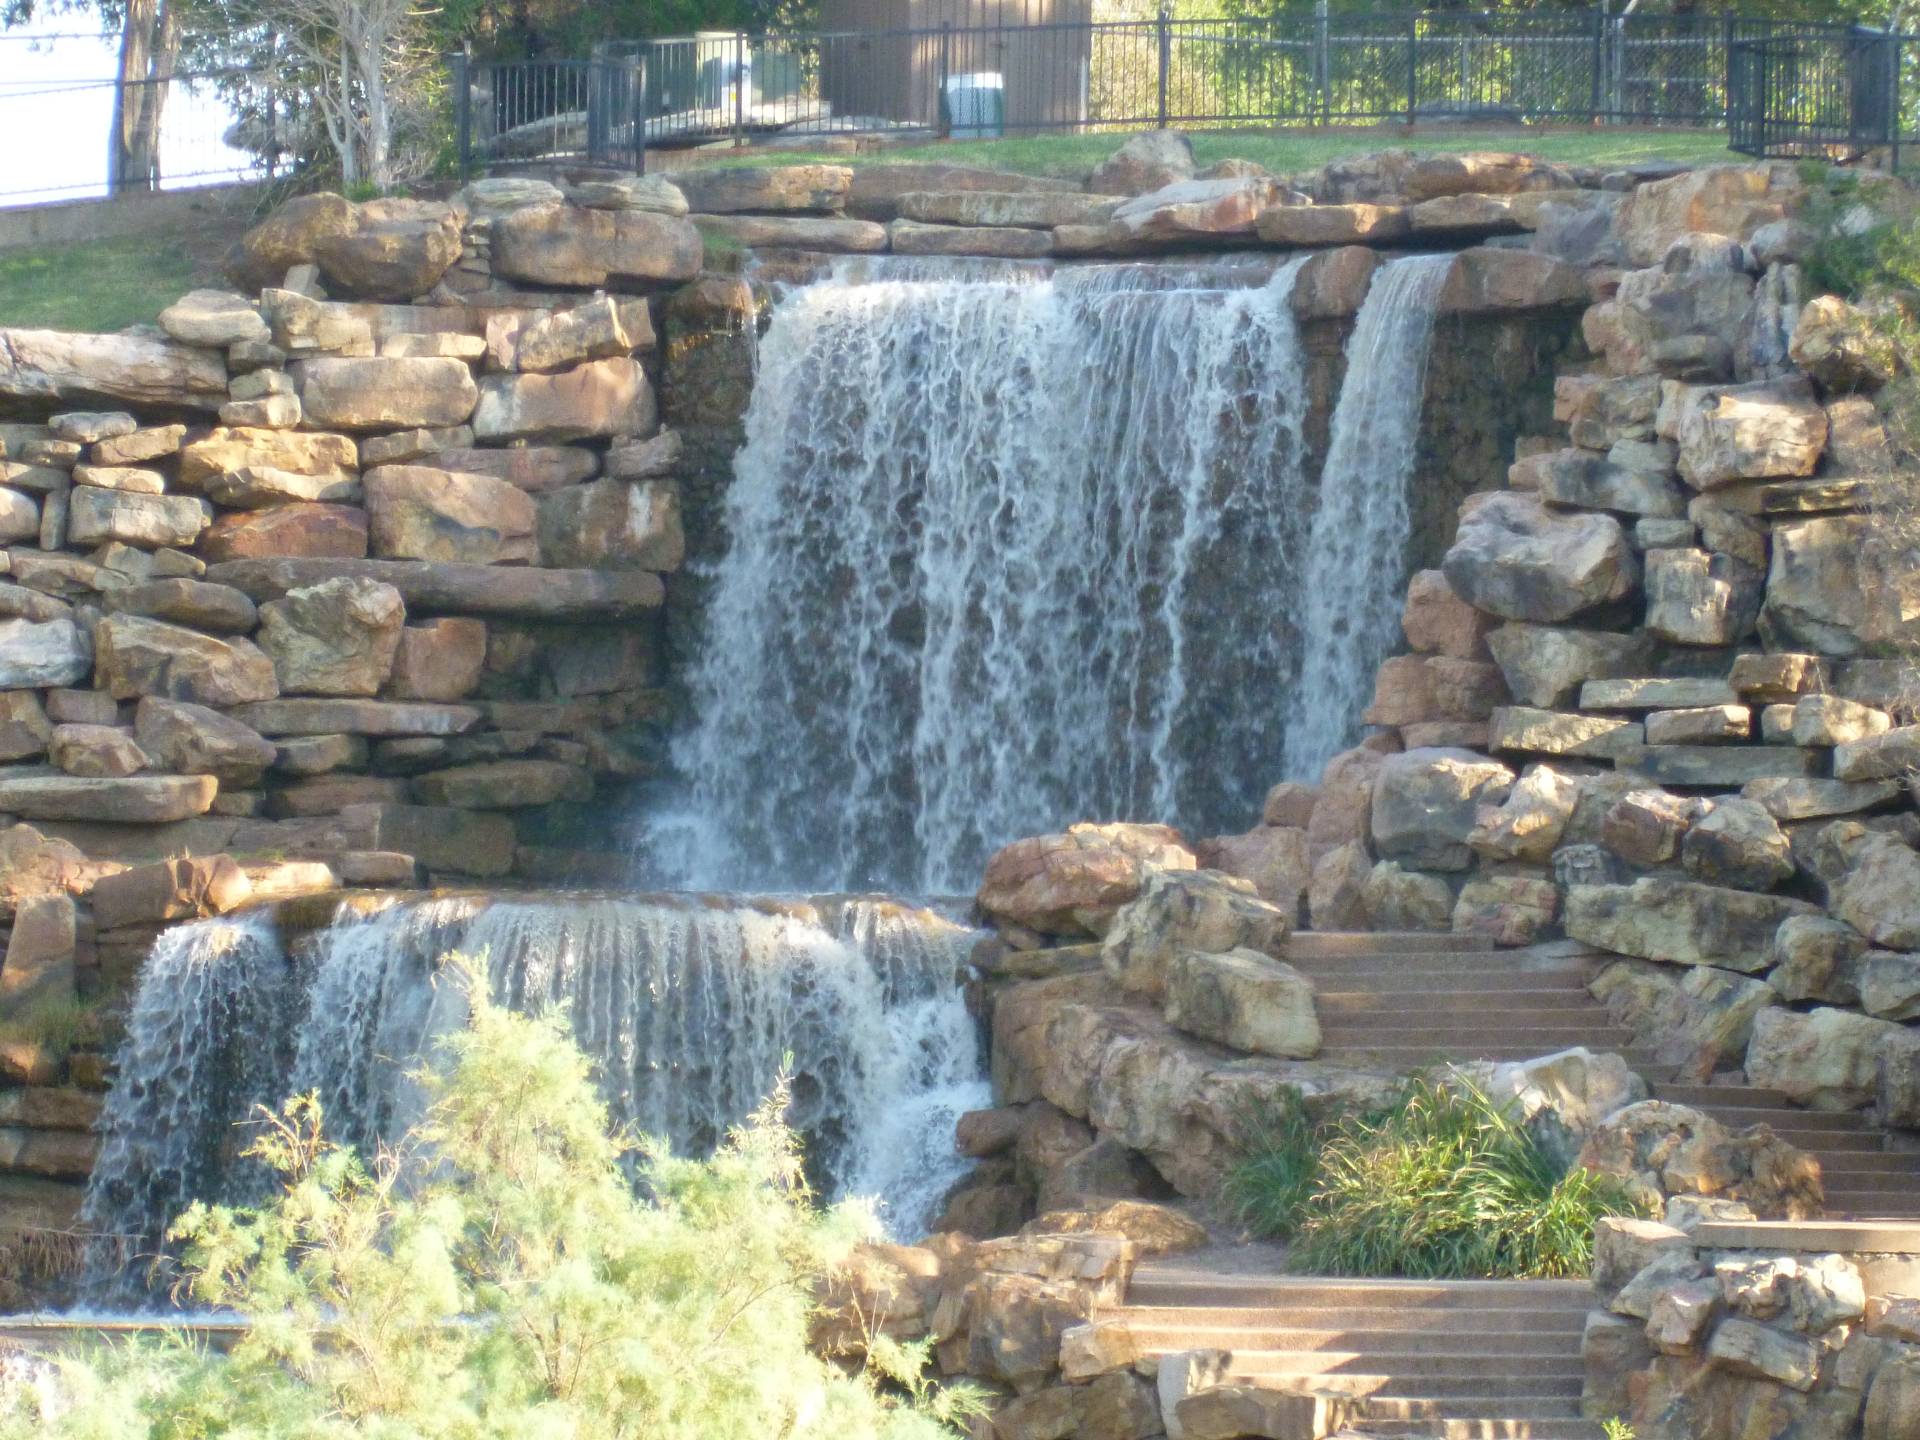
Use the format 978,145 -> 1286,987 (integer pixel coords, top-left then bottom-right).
178,426 -> 358,489
1361,861 -> 1454,931
1580,1100 -> 1822,1220
274,734 -> 368,776
1681,798 -> 1793,890
91,853 -> 252,929
298,356 -> 479,431
695,213 -> 890,253
1792,694 -> 1891,747
1307,840 -> 1371,930
1489,705 -> 1642,760
1163,948 -> 1319,1059
363,465 -> 536,565
311,198 -> 462,301
225,192 -> 356,290
510,296 -> 654,373
979,825 -> 1197,938
425,444 -> 598,493
103,578 -> 257,633
1591,958 -> 1778,1081
1256,202 -> 1408,247
96,614 -> 278,707
1453,871 -> 1559,946
199,504 -> 369,563
202,465 -> 362,509
387,618 -> 486,702
1612,164 -> 1802,267
0,691 -> 51,762
157,289 -> 268,347
1835,725 -> 1920,782
1,892 -> 77,1006
1644,548 -> 1762,645
0,327 -> 228,410
675,164 -> 850,214
490,204 -> 702,288
1769,914 -> 1869,1004
0,770 -> 216,823
72,464 -> 165,494
0,618 -> 91,689
0,823 -> 100,913
412,758 -> 588,809
1673,376 -> 1828,490
1102,868 -> 1288,999
1789,294 -> 1898,393
1707,1316 -> 1822,1390
1467,764 -> 1579,866
257,577 -> 405,697
1196,825 -> 1309,920
457,176 -> 566,217
1174,1385 -> 1351,1440
1369,747 -> 1513,872
1860,952 -> 1920,1021
1828,831 -> 1920,950
1485,623 -> 1649,708
1401,568 -> 1492,659
1108,177 -> 1292,242
472,357 -> 654,443
1644,705 -> 1750,745
358,425 -> 473,468
47,724 -> 145,778
1865,1351 -> 1920,1440
1089,131 -> 1194,195
1646,1278 -> 1719,1354
1024,1200 -> 1207,1258
898,189 -> 1120,229
134,697 -> 275,785
536,478 -> 682,571
1746,1005 -> 1907,1109
564,174 -> 685,214
1531,447 -> 1686,517
1443,491 -> 1638,623
67,487 -> 210,550
885,218 -> 1051,258
1261,781 -> 1319,828
209,556 -> 662,619
1564,877 -> 1815,970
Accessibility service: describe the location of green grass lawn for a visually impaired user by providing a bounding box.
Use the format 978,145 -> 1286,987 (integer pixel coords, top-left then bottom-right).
0,228 -> 233,334
683,124 -> 1735,178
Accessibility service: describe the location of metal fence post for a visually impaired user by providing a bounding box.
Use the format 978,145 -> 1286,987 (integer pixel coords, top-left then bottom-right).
1314,0 -> 1330,124
1890,33 -> 1901,175
1590,8 -> 1606,121
1722,8 -> 1736,125
734,30 -> 747,147
453,46 -> 472,179
938,20 -> 953,136
1406,13 -> 1418,125
633,51 -> 648,174
1156,5 -> 1171,128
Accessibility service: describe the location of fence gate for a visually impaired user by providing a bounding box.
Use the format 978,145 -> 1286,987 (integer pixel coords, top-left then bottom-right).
1729,24 -> 1904,163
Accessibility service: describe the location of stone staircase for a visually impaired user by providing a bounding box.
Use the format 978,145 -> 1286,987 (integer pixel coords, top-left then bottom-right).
1122,1269 -> 1603,1439
1110,932 -> 1920,1438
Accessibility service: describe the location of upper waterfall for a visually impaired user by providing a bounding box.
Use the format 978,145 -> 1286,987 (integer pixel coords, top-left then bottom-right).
80,892 -> 986,1297
656,250 -> 1455,895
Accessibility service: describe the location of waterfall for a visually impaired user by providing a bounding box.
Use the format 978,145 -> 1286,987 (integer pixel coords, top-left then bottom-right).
1283,252 -> 1456,780
659,254 -> 1318,895
80,893 -> 987,1296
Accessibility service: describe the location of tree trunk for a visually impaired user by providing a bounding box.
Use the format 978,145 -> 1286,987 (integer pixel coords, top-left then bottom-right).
109,0 -> 181,194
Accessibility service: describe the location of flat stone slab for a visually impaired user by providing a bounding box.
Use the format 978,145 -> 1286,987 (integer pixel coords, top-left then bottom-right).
1614,743 -> 1820,785
1743,776 -> 1905,821
1691,1220 -> 1920,1253
1581,676 -> 1740,710
0,770 -> 217,823
1705,476 -> 1880,516
205,557 -> 664,618
229,699 -> 480,737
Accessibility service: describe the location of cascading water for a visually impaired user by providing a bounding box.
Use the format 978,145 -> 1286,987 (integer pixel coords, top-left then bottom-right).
659,254 -> 1318,895
657,249 -> 1458,894
80,892 -> 987,1297
1283,252 -> 1457,779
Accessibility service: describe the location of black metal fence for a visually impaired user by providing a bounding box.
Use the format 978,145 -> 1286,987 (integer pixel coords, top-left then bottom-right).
1728,25 -> 1919,164
449,9 -> 1920,175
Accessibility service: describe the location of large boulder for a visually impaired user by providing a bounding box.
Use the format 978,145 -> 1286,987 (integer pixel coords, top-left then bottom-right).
1467,1048 -> 1647,1168
1611,164 -> 1804,266
1680,798 -> 1793,891
1442,492 -> 1639,623
490,203 -> 703,288
536,479 -> 683,571
977,824 -> 1196,937
133,697 -> 275,785
1088,131 -> 1195,196
1764,513 -> 1920,657
1369,747 -> 1514,872
178,427 -> 358,490
257,577 -> 405,697
1485,623 -> 1651,708
0,617 -> 92,689
1590,959 -> 1778,1082
1361,862 -> 1455,931
471,358 -> 655,443
67,488 -> 211,550
363,465 -> 537,566
1194,825 -> 1309,919
1789,294 -> 1899,392
1163,948 -> 1319,1059
225,192 -> 356,291
1467,762 -> 1578,864
95,614 -> 279,707
1563,877 -> 1816,971
509,296 -> 653,373
199,504 -> 370,563
1643,547 -> 1762,646
298,357 -> 479,432
1745,1005 -> 1909,1109
1671,376 -> 1828,489
1101,868 -> 1289,1000
1828,831 -> 1920,950
312,198 -> 463,301
1577,1100 -> 1823,1219
1768,914 -> 1869,1004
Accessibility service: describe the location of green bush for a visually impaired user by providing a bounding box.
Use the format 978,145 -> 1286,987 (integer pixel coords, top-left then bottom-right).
0,953 -> 982,1440
1226,1075 -> 1645,1280
1220,1088 -> 1326,1238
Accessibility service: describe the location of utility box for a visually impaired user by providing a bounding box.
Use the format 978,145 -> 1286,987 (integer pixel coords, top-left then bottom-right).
817,0 -> 1093,134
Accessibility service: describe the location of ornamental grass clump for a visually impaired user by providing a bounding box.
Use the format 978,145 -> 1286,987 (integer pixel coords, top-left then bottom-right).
0,953 -> 982,1440
1226,1074 -> 1644,1280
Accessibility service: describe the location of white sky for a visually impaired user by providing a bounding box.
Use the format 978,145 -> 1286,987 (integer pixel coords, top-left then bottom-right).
0,15 -> 251,207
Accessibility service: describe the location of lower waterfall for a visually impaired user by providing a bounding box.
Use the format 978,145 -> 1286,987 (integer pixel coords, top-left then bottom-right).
659,249 -> 1455,895
80,893 -> 987,1298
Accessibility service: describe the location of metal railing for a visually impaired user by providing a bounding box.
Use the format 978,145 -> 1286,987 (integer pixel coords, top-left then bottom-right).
452,9 -> 1919,175
1728,25 -> 1919,165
